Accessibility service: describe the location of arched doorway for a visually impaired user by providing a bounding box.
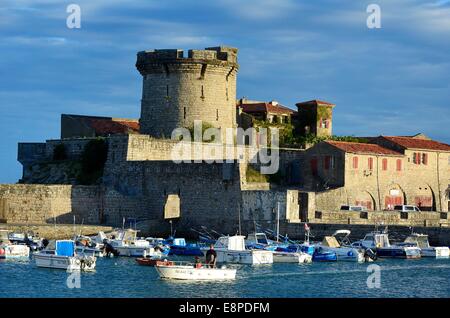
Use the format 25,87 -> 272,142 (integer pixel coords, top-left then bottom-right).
384,184 -> 405,210
354,191 -> 376,211
413,185 -> 434,211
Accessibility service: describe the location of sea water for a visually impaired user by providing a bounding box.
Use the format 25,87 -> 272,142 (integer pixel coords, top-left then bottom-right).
0,257 -> 449,298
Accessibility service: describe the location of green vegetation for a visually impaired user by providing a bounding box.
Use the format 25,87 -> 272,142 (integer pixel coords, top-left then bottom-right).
77,138 -> 108,185
186,121 -> 219,143
245,165 -> 269,183
53,144 -> 67,161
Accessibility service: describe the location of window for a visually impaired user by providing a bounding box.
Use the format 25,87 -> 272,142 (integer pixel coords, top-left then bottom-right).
413,152 -> 421,165
320,118 -> 329,129
330,156 -> 335,169
201,85 -> 205,99
368,157 -> 373,170
216,109 -> 219,121
324,156 -> 331,170
422,153 -> 428,165
310,157 -> 318,176
352,156 -> 358,169
382,158 -> 388,171
396,159 -> 402,171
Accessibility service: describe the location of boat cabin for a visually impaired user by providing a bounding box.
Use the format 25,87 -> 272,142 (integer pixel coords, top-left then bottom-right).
404,233 -> 430,249
246,233 -> 270,245
214,236 -> 246,251
361,232 -> 391,249
321,236 -> 341,248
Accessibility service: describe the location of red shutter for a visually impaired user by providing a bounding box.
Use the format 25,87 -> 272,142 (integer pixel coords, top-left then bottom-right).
423,153 -> 428,165
382,158 -> 388,171
396,159 -> 402,171
353,156 -> 358,169
368,157 -> 373,170
415,153 -> 421,165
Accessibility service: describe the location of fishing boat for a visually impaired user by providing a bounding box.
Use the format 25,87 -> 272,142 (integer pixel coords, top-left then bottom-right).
154,261 -> 237,280
317,230 -> 365,262
8,232 -> 43,251
201,235 -> 273,265
108,229 -> 167,257
403,233 -> 449,258
165,237 -> 203,256
0,230 -> 30,259
34,240 -> 96,271
356,231 -> 421,259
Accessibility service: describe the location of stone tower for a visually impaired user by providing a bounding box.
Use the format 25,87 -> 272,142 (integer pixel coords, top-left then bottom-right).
295,100 -> 335,137
136,46 -> 239,140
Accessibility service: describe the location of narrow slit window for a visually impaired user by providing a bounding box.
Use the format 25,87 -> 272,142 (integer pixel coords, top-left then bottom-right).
216,109 -> 219,121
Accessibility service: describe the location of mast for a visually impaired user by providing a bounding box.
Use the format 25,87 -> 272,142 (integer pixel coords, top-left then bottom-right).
276,202 -> 280,243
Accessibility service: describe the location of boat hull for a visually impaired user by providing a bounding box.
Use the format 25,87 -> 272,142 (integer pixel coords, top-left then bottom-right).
0,244 -> 30,259
376,246 -> 421,259
420,247 -> 449,258
155,265 -> 236,280
115,246 -> 163,257
321,247 -> 365,262
205,249 -> 273,265
272,252 -> 312,263
34,253 -> 96,271
312,251 -> 337,262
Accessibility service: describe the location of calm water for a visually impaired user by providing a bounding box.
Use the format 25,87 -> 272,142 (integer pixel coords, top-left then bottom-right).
1,256 -> 449,298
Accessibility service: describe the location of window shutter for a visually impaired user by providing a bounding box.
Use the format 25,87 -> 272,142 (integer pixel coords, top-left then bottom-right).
368,157 -> 373,170
396,159 -> 402,171
324,156 -> 330,170
353,156 -> 358,169
422,153 -> 428,165
382,158 -> 388,171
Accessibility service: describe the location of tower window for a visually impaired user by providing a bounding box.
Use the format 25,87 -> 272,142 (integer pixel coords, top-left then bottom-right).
226,87 -> 229,100
216,109 -> 219,121
184,107 -> 186,119
201,85 -> 205,100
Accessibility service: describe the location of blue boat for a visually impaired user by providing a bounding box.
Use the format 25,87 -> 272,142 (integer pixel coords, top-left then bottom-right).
312,247 -> 337,262
165,237 -> 204,256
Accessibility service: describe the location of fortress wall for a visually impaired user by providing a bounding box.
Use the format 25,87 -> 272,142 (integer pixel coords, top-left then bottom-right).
0,184 -> 101,224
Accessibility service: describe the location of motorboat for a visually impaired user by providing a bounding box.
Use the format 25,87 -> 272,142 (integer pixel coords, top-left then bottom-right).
154,261 -> 237,280
317,230 -> 365,262
245,232 -> 281,251
0,230 -> 30,259
74,235 -> 105,257
34,240 -> 96,271
201,235 -> 273,265
403,233 -> 449,258
355,231 -> 421,259
136,258 -> 174,267
8,232 -> 44,251
272,250 -> 312,263
312,247 -> 337,262
165,237 -> 203,256
108,229 -> 167,257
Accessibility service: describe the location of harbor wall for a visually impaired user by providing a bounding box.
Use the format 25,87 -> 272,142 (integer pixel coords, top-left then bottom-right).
0,184 -> 101,224
0,224 -> 113,240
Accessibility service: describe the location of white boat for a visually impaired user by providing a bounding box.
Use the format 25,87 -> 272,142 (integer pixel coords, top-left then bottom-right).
108,229 -> 164,257
0,230 -> 30,259
404,233 -> 449,258
318,230 -> 365,262
202,235 -> 273,265
355,231 -> 421,259
272,251 -> 312,263
34,240 -> 96,271
155,262 -> 237,280
74,235 -> 105,257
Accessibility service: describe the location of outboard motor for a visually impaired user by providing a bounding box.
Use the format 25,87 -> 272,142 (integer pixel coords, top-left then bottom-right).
364,248 -> 377,261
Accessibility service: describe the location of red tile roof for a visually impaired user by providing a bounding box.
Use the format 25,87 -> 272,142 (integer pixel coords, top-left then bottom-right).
326,141 -> 403,156
296,100 -> 335,107
89,118 -> 139,135
381,136 -> 450,152
238,102 -> 295,115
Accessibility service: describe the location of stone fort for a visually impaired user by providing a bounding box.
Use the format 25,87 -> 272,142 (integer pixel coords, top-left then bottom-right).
1,45 -> 450,237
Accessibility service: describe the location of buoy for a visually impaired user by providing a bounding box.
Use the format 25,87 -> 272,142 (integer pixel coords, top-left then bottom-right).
0,248 -> 5,255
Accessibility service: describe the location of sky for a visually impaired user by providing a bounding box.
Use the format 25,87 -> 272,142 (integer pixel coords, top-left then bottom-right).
0,0 -> 449,183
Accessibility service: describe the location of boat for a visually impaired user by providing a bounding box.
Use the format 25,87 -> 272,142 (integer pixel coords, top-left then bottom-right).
201,235 -> 273,265
108,229 -> 167,257
356,231 -> 421,259
165,237 -> 203,256
403,233 -> 449,258
0,230 -> 30,259
74,235 -> 105,257
317,230 -> 365,262
34,240 -> 96,271
154,261 -> 237,280
136,258 -> 174,266
272,250 -> 312,263
312,247 -> 338,262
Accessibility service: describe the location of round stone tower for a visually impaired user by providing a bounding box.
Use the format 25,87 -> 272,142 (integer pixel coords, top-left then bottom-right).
136,46 -> 239,140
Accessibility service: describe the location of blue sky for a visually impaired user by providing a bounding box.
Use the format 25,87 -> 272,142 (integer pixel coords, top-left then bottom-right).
0,0 -> 449,183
